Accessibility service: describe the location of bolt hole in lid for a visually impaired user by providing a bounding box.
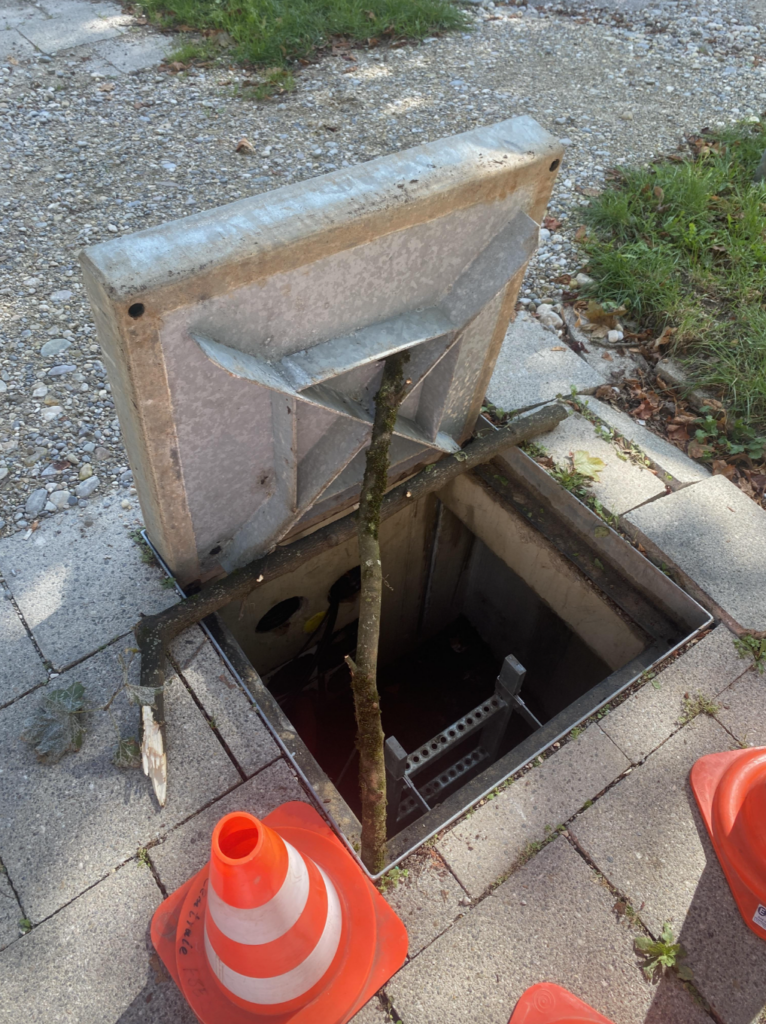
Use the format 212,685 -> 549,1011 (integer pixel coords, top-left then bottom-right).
508,982 -> 615,1023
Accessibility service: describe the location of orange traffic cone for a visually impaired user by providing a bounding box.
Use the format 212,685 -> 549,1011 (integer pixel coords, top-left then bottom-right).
508,983 -> 614,1023
690,746 -> 766,940
151,801 -> 408,1023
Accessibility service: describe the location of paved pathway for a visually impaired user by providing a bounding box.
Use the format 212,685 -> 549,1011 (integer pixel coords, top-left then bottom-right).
2,0 -> 171,72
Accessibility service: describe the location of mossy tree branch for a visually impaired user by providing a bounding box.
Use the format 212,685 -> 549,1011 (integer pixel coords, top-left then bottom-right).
348,352 -> 410,872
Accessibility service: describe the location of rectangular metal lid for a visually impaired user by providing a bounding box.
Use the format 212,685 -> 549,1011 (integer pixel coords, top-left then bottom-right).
81,116 -> 562,583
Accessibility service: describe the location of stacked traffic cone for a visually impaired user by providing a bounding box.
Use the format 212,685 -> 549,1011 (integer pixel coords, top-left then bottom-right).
151,801 -> 408,1023
690,746 -> 766,940
508,983 -> 614,1023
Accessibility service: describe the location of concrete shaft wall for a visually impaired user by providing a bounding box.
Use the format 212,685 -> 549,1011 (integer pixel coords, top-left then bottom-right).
81,117 -> 562,583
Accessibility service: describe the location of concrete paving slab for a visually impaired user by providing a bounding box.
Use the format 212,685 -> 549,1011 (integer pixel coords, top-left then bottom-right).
438,723 -> 630,898
17,2 -> 129,54
387,837 -> 711,1024
486,311 -> 603,414
582,396 -> 710,490
381,847 -> 468,957
150,760 -> 305,894
569,715 -> 766,1024
94,30 -> 171,73
169,624 -> 208,670
0,4 -> 45,30
715,667 -> 766,748
541,411 -> 667,515
0,859 -> 24,952
0,504 -> 177,670
0,858 -> 198,1024
350,999 -> 392,1024
0,589 -> 46,706
624,474 -> 766,634
599,624 -> 747,764
37,0 -> 128,16
0,26 -> 36,57
0,643 -> 240,922
172,635 -> 279,777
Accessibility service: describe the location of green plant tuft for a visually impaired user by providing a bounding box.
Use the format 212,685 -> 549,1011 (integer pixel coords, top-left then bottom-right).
734,634 -> 766,673
679,692 -> 720,725
579,120 -> 766,428
143,0 -> 470,68
635,922 -> 692,980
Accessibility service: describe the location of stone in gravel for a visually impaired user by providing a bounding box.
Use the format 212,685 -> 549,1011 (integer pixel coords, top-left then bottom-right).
539,311 -> 564,329
40,338 -> 70,358
438,723 -> 629,897
79,463 -> 93,480
0,381 -> 6,394
93,446 -> 109,461
625,474 -> 766,633
24,488 -> 47,517
0,858 -> 199,1024
0,503 -> 177,668
48,490 -> 71,510
49,290 -> 73,303
569,715 -> 766,1024
388,838 -> 711,1024
40,406 -> 63,423
487,311 -> 603,412
47,364 -> 76,377
31,385 -> 47,399
75,475 -> 100,499
0,467 -> 7,482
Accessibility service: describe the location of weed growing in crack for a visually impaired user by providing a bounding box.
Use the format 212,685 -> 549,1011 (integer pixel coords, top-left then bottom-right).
734,634 -> 766,674
635,922 -> 692,981
679,692 -> 720,725
377,866 -> 409,894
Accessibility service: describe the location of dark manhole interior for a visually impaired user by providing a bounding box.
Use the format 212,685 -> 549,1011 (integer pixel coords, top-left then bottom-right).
211,452 -> 709,862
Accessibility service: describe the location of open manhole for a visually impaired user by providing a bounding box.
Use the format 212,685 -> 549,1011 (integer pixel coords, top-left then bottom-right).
179,441 -> 710,877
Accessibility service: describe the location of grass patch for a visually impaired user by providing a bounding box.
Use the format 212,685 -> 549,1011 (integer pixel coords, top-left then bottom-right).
580,121 -> 766,428
144,0 -> 470,67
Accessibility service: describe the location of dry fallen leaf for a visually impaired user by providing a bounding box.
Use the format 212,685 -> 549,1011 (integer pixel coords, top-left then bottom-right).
98,81 -> 115,92
235,137 -> 255,155
543,215 -> 563,231
574,225 -> 588,242
712,460 -> 737,478
653,185 -> 664,201
652,326 -> 675,350
687,439 -> 713,459
573,450 -> 606,481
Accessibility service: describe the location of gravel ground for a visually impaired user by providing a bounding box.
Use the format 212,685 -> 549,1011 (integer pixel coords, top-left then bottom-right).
1,0 -> 765,535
